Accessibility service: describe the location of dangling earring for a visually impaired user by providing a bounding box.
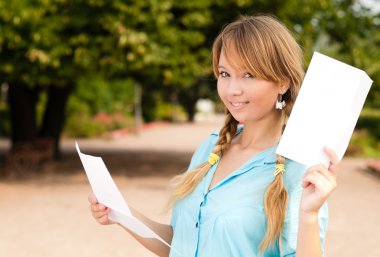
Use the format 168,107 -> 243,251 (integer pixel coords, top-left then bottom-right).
275,94 -> 286,110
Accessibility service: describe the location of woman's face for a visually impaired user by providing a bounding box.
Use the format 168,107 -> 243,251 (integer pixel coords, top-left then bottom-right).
217,50 -> 286,124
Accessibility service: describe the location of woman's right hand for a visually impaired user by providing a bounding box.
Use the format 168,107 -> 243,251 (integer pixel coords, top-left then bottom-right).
88,193 -> 116,225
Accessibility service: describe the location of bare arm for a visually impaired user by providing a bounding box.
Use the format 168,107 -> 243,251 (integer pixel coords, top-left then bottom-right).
295,212 -> 322,257
296,147 -> 340,257
88,193 -> 173,257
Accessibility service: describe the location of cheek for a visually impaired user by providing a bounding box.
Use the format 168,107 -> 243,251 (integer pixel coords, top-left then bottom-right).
248,88 -> 278,111
217,82 -> 226,101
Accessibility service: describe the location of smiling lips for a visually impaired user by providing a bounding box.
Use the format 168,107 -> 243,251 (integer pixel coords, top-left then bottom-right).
229,101 -> 249,110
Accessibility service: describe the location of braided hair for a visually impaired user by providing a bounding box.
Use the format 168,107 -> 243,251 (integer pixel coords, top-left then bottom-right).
169,14 -> 304,252
168,110 -> 238,208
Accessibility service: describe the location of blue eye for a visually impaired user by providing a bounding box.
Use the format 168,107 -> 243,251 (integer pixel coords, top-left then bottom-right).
219,71 -> 229,78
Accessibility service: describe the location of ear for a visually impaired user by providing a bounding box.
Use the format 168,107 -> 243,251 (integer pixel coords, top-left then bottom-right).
278,78 -> 290,94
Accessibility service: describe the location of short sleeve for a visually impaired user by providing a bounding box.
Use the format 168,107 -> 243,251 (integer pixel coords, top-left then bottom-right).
280,182 -> 329,257
186,132 -> 218,171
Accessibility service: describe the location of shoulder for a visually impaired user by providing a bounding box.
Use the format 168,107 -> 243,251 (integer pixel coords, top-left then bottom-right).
199,130 -> 219,150
186,130 -> 219,171
187,125 -> 243,170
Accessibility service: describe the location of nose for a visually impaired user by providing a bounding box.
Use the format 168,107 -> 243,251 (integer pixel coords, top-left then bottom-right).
228,79 -> 244,96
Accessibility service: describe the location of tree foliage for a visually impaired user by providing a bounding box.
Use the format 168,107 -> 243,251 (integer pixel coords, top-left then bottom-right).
0,0 -> 379,128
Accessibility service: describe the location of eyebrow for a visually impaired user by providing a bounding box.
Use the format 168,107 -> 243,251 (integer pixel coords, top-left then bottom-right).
217,65 -> 227,69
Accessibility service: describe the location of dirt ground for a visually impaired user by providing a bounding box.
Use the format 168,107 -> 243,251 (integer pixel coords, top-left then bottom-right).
1,116 -> 380,257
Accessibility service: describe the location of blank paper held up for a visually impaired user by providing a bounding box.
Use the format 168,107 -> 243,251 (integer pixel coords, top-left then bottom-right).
76,142 -> 172,249
276,52 -> 372,167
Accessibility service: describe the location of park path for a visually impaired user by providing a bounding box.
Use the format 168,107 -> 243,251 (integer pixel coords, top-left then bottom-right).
0,115 -> 379,257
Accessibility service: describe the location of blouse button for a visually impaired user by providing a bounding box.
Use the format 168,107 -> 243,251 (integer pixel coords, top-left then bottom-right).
196,222 -> 199,228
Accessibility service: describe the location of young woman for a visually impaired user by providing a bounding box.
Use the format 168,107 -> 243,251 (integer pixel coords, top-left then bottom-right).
88,14 -> 340,257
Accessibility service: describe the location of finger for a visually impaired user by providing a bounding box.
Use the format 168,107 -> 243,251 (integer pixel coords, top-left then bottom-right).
302,179 -> 312,188
302,165 -> 323,187
92,211 -> 104,219
303,171 -> 336,195
303,174 -> 326,197
316,168 -> 337,186
98,215 -> 110,224
92,209 -> 109,219
310,164 -> 337,183
302,170 -> 322,188
323,146 -> 340,169
90,204 -> 106,213
88,193 -> 98,204
303,168 -> 328,184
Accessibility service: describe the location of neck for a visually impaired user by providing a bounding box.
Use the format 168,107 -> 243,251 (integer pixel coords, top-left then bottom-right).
237,112 -> 284,150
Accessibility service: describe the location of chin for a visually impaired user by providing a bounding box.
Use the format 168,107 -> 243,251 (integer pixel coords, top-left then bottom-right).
229,114 -> 250,124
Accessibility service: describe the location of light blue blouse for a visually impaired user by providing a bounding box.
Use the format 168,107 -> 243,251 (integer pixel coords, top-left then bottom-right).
170,126 -> 328,257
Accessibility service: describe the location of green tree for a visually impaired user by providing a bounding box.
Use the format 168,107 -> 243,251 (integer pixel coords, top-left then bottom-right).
1,0 -> 379,174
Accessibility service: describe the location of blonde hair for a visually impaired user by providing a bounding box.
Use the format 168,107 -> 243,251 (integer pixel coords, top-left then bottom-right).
168,14 -> 304,252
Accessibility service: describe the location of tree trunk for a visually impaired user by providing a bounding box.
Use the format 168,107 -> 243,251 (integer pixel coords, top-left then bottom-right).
185,99 -> 197,122
5,83 -> 73,176
178,91 -> 197,123
8,83 -> 39,145
6,83 -> 41,175
39,84 -> 74,160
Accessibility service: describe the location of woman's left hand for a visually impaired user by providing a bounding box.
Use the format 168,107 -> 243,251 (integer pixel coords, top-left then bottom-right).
300,146 -> 340,215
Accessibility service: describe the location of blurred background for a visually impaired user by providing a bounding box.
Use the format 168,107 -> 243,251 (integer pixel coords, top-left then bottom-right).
0,0 -> 379,257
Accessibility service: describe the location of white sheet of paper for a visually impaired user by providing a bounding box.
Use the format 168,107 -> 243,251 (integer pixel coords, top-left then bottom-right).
76,142 -> 172,249
276,52 -> 372,167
